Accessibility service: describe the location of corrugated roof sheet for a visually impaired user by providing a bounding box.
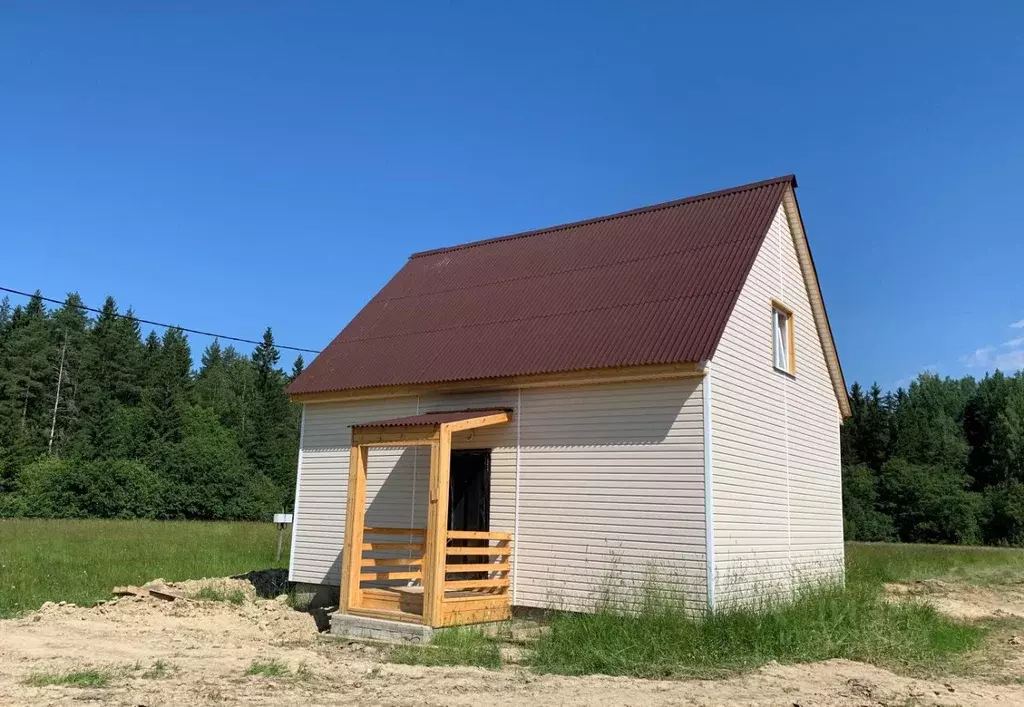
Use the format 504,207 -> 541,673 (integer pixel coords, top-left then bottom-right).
352,408 -> 511,429
289,175 -> 795,396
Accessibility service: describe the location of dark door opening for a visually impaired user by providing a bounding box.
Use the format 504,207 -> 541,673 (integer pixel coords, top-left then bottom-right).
447,450 -> 491,582
447,449 -> 490,532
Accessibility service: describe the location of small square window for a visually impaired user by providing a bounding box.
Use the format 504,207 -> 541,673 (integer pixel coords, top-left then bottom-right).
772,301 -> 795,374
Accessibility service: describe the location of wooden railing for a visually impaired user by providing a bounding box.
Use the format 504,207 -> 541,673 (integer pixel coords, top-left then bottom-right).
443,530 -> 512,595
349,526 -> 512,625
359,527 -> 425,587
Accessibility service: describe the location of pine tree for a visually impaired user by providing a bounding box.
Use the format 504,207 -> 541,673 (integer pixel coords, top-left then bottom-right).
0,296 -> 11,332
141,330 -> 162,382
46,293 -> 91,456
201,338 -> 223,372
291,354 -> 305,381
77,297 -> 146,458
141,327 -> 193,451
244,328 -> 297,504
0,295 -> 54,463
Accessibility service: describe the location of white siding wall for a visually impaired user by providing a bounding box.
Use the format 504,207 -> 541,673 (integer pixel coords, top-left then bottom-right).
709,204 -> 844,604
516,379 -> 706,611
290,378 -> 707,612
290,396 -> 420,585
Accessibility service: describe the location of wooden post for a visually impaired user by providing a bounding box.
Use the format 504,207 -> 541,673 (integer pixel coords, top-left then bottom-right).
421,425 -> 452,627
339,443 -> 368,613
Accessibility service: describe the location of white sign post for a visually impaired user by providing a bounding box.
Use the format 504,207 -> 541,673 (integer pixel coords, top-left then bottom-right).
273,513 -> 293,563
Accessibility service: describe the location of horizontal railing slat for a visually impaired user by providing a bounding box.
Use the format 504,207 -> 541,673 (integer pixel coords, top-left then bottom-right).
361,556 -> 423,567
446,530 -> 512,541
444,546 -> 511,556
360,570 -> 423,580
445,562 -> 510,573
444,578 -> 510,591
362,542 -> 425,552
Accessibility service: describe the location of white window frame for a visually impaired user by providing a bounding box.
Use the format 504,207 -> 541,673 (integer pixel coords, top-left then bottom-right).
772,300 -> 795,375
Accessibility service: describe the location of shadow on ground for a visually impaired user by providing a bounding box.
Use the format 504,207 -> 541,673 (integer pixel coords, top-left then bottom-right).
231,568 -> 333,632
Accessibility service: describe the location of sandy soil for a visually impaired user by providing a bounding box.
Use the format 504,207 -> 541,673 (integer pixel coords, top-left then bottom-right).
887,578 -> 1024,620
3,577 -> 1024,706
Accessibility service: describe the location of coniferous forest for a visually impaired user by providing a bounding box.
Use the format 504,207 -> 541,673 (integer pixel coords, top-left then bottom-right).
842,372 -> 1024,546
0,292 -> 301,520
4,290 -> 1024,546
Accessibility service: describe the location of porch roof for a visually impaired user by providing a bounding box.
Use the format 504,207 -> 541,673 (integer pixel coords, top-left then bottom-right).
351,408 -> 512,429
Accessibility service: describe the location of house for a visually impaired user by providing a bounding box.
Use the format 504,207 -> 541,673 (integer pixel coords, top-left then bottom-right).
286,174 -> 850,635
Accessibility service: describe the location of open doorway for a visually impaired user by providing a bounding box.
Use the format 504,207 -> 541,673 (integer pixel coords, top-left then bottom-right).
447,449 -> 491,532
447,449 -> 491,581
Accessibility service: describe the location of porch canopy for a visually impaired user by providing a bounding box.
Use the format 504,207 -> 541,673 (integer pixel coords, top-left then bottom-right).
341,408 -> 513,627
350,408 -> 512,446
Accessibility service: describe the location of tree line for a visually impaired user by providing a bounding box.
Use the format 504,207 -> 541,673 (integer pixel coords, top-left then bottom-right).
0,292 -> 302,520
842,370 -> 1024,546
5,288 -> 1024,546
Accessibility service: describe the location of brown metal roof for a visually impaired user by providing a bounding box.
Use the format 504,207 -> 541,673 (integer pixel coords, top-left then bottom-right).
289,175 -> 795,396
352,408 -> 512,429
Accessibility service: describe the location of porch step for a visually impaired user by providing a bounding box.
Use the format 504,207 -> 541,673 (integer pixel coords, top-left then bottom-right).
330,612 -> 435,644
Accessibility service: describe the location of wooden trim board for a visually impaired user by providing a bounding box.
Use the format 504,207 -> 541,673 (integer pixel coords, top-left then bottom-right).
292,362 -> 704,403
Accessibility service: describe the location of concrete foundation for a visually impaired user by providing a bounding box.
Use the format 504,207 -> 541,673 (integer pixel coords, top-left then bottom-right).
330,612 -> 435,644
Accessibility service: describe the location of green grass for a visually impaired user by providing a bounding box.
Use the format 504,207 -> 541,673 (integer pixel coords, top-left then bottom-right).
528,581 -> 984,678
388,627 -> 503,669
140,660 -> 177,679
188,586 -> 247,605
246,659 -> 290,677
0,518 -> 289,618
24,668 -> 113,688
846,542 -> 1024,587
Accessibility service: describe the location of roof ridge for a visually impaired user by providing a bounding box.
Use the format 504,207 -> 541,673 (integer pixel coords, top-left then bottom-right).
409,174 -> 796,259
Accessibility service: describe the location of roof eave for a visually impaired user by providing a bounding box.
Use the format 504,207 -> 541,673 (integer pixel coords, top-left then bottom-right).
290,361 -> 706,404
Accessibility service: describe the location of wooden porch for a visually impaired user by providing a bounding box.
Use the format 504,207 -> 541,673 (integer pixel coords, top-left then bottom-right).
338,409 -> 514,628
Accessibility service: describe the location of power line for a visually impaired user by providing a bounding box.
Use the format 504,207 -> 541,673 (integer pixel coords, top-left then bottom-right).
0,285 -> 321,355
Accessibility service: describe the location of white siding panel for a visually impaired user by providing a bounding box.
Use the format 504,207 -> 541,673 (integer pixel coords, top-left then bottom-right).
516,378 -> 706,612
290,378 -> 707,612
290,397 -> 420,585
710,204 -> 844,604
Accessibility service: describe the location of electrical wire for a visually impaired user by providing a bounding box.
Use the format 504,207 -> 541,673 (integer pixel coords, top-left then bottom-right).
0,285 -> 321,354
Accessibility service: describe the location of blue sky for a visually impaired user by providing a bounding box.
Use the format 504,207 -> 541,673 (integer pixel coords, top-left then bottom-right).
1,2 -> 1022,391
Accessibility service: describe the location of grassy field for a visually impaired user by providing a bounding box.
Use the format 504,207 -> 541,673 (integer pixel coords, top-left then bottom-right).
847,541 -> 1024,586
0,518 -> 289,618
397,542 -> 1024,677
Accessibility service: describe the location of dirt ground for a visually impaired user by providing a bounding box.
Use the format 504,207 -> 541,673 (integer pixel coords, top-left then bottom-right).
886,578 -> 1024,621
3,578 -> 1024,706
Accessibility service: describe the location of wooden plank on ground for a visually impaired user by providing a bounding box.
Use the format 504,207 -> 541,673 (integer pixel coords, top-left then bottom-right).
144,584 -> 185,601
112,585 -> 150,598
113,585 -> 184,601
